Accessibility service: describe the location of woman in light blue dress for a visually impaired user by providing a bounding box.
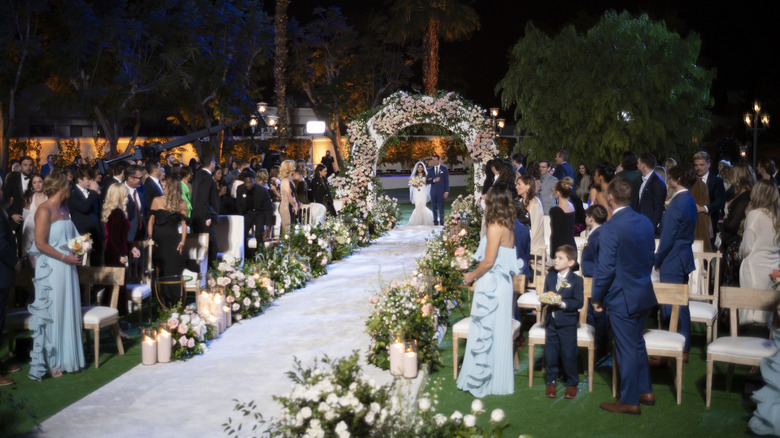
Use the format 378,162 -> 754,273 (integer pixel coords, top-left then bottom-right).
458,183 -> 519,397
28,171 -> 85,380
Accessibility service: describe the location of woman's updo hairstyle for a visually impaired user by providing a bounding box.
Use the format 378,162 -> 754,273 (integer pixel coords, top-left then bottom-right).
554,176 -> 574,198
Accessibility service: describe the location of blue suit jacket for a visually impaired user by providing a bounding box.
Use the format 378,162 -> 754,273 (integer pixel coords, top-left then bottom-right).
580,226 -> 601,277
632,172 -> 666,235
126,185 -> 147,242
592,207 -> 657,315
553,162 -> 578,187
544,270 -> 583,327
513,219 -> 531,277
655,190 -> 697,282
426,165 -> 449,196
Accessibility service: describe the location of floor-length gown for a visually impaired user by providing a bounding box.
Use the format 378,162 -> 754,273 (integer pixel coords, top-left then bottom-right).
280,178 -> 297,231
456,236 -> 520,397
749,327 -> 780,436
739,209 -> 780,324
151,209 -> 187,306
548,206 -> 577,259
407,185 -> 434,226
28,219 -> 86,380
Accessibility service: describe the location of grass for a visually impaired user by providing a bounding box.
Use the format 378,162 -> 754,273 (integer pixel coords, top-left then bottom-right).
425,312 -> 760,438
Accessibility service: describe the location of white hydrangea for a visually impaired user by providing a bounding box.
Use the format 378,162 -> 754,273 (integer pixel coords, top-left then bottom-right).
463,414 -> 476,428
490,408 -> 505,423
471,399 -> 485,414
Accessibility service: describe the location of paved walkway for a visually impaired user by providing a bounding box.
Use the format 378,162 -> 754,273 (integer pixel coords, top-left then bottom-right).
33,226 -> 436,437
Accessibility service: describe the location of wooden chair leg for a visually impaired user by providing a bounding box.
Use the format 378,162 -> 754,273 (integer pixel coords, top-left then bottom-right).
111,324 -> 125,355
726,364 -> 735,392
528,344 -> 535,387
676,356 -> 683,405
588,346 -> 594,392
93,327 -> 100,369
705,321 -> 712,344
706,358 -> 714,408
453,335 -> 459,380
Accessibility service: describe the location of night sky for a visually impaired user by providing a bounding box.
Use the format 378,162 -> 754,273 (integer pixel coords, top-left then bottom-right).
283,0 -> 779,119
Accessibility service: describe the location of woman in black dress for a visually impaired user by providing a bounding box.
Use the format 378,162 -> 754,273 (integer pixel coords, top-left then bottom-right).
720,162 -> 756,285
548,177 -> 577,260
310,164 -> 337,216
147,176 -> 189,307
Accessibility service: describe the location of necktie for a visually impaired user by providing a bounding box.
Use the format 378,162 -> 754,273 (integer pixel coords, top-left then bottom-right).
133,191 -> 142,230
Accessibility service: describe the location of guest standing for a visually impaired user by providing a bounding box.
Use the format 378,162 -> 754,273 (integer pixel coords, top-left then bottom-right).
278,160 -> 298,232
592,178 -> 657,414
40,155 -> 56,177
548,177 -> 577,260
553,149 -> 578,188
321,150 -> 336,177
458,184 -> 519,397
27,171 -> 86,380
2,155 -> 34,257
69,166 -> 105,266
738,179 -> 780,325
580,204 -> 609,355
179,165 -> 193,217
294,159 -> 310,205
617,151 -> 641,207
689,176 -> 713,252
148,177 -> 188,307
516,175 -> 544,248
720,163 -> 756,285
237,170 -> 275,255
538,160 -> 558,215
21,174 -> 46,260
693,151 -> 726,250
513,201 -> 531,278
633,153 -> 667,236
590,165 -> 615,220
426,154 -> 449,226
311,164 -> 337,217
0,189 -> 20,386
191,156 -> 220,266
576,164 -> 592,202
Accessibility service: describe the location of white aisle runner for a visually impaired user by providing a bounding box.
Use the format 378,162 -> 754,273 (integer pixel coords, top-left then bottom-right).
35,226 -> 435,438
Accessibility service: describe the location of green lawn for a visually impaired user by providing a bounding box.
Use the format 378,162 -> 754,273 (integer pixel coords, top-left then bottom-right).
426,313 -> 759,438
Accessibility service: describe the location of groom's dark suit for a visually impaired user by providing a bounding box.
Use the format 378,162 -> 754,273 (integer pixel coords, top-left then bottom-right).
425,164 -> 449,225
592,206 -> 657,406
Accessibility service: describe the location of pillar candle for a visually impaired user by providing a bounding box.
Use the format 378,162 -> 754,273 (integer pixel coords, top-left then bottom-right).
224,305 -> 232,327
209,315 -> 222,334
403,349 -> 418,379
198,291 -> 211,315
157,328 -> 172,363
142,334 -> 157,365
389,340 -> 404,376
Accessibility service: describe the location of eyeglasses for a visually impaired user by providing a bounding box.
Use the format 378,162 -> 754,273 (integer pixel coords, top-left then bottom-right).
127,175 -> 141,180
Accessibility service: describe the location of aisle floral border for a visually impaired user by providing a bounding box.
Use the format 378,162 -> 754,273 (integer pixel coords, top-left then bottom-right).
330,91 -> 498,213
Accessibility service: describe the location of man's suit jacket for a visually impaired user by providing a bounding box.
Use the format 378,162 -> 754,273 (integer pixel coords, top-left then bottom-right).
632,171 -> 667,235
704,173 -> 726,223
40,163 -> 55,177
655,190 -> 697,282
592,207 -> 657,315
125,185 -> 147,242
553,162 -> 578,188
513,219 -> 531,278
2,172 -> 26,220
618,169 -> 642,207
101,177 -> 121,201
580,226 -> 601,277
543,269 -> 584,327
143,177 -> 164,216
0,206 -> 18,290
237,183 -> 275,233
69,186 -> 104,243
191,169 -> 219,231
425,165 -> 449,196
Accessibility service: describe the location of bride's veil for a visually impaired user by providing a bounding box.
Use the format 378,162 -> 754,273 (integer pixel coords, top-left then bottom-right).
409,161 -> 431,203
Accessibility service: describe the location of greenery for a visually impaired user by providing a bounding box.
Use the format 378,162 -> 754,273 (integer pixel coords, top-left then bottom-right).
159,304 -> 216,361
497,10 -> 715,165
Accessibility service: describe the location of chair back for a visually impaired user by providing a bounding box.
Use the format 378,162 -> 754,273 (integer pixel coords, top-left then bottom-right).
512,275 -> 526,294
183,233 -> 209,288
689,251 -> 721,302
299,204 -> 313,225
77,266 -> 126,309
308,203 -> 327,225
529,244 -> 547,293
653,282 -> 689,333
215,215 -> 245,262
720,287 -> 780,336
580,277 -> 593,324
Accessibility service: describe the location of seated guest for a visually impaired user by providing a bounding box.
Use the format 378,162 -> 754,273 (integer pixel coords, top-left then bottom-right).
237,170 -> 275,258
70,166 -> 104,266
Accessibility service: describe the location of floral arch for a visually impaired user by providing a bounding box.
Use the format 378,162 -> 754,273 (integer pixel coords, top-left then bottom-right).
331,91 -> 499,212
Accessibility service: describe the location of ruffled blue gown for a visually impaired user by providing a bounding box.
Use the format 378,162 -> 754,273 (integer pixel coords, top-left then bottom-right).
457,237 -> 520,397
749,327 -> 780,436
28,219 -> 85,380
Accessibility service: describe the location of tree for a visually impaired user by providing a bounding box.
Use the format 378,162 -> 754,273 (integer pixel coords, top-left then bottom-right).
497,11 -> 715,165
386,0 -> 479,95
274,0 -> 290,153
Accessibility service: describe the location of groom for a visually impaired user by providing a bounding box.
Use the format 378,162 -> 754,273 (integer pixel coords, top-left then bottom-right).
426,154 -> 449,226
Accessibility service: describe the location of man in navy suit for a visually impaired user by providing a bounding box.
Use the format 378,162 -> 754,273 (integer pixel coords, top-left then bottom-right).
632,153 -> 667,236
143,161 -> 165,218
580,204 -> 609,355
124,164 -> 147,242
70,166 -> 105,266
191,155 -> 220,266
655,164 -> 698,360
425,154 -> 449,226
693,151 -> 725,249
552,149 -> 577,188
0,189 -> 20,386
592,177 -> 657,414
40,154 -> 56,177
2,155 -> 34,257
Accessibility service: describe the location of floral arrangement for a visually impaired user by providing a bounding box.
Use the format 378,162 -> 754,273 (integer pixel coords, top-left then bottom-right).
253,246 -> 311,297
366,274 -> 441,371
409,175 -> 426,189
162,304 -> 215,360
771,264 -> 779,291
321,218 -> 355,261
281,223 -> 332,278
333,91 -> 497,212
208,258 -> 274,322
224,353 -> 512,438
338,204 -> 372,247
67,233 -> 93,255
369,195 -> 401,235
538,292 -> 562,305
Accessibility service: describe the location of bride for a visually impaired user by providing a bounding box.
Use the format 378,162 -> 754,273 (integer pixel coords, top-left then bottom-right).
407,161 -> 434,226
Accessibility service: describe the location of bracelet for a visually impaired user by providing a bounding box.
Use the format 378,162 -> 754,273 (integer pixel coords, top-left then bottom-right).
178,242 -> 184,247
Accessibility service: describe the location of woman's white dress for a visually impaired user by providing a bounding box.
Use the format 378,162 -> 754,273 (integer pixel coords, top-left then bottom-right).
739,209 -> 780,325
407,184 -> 434,226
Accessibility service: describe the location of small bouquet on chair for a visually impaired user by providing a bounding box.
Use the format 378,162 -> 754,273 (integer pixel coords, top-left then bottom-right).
67,233 -> 93,265
538,291 -> 562,305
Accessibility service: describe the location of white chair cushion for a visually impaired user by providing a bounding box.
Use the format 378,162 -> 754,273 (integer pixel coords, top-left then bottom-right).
577,323 -> 595,341
453,318 -> 470,337
182,269 -> 199,288
517,292 -> 541,306
128,284 -> 152,300
644,329 -> 685,350
6,311 -> 32,329
511,319 -> 521,335
528,322 -> 545,340
81,306 -> 119,325
690,301 -> 717,320
708,336 -> 779,359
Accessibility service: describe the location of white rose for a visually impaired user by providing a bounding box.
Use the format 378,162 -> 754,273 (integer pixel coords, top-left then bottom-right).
418,397 -> 431,412
471,399 -> 485,414
433,413 -> 447,427
450,410 -> 462,422
364,410 -> 375,426
463,414 -> 476,428
334,421 -> 349,438
490,408 -> 505,423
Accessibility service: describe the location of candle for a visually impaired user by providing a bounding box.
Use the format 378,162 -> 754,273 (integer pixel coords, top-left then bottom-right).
389,336 -> 404,376
142,329 -> 157,365
212,294 -> 227,330
198,291 -> 211,315
224,305 -> 232,327
209,315 -> 222,335
403,346 -> 418,379
157,327 -> 172,363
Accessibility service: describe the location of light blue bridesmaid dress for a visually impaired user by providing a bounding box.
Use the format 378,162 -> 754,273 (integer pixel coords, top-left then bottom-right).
456,236 -> 520,397
28,219 -> 86,380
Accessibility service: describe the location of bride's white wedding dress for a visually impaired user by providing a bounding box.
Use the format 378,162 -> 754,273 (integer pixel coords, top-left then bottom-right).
408,184 -> 434,226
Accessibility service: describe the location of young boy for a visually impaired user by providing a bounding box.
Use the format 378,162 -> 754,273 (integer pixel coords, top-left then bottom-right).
544,244 -> 584,399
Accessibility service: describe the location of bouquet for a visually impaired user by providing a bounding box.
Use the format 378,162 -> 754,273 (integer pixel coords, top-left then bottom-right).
409,175 -> 426,189
538,291 -> 562,305
452,246 -> 473,271
162,304 -> 216,360
67,233 -> 93,255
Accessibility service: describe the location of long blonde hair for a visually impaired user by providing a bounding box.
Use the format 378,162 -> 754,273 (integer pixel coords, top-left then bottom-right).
279,160 -> 295,179
744,179 -> 780,243
102,183 -> 128,223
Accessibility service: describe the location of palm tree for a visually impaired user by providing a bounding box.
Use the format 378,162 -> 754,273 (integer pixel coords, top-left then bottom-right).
386,0 -> 479,95
274,0 -> 290,153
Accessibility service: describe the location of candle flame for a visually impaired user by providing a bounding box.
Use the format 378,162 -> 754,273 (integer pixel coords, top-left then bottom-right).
458,228 -> 467,237
144,336 -> 154,343
159,329 -> 169,336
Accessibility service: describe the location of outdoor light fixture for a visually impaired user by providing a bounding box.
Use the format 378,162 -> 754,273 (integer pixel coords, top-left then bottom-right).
249,102 -> 278,152
306,121 -> 326,135
744,100 -> 770,168
497,119 -> 505,129
490,108 -> 499,118
489,108 -> 503,137
257,102 -> 267,114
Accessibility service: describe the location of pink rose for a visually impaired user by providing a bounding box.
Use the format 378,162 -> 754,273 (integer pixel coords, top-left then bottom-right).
167,318 -> 178,329
177,324 -> 188,334
368,295 -> 379,304
390,281 -> 399,289
454,247 -> 465,257
178,335 -> 187,346
459,258 -> 470,270
187,338 -> 195,349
